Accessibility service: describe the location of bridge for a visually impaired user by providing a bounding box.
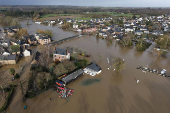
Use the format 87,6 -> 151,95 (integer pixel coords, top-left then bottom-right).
49,34 -> 83,45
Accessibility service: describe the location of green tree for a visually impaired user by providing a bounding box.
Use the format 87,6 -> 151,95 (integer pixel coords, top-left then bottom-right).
136,39 -> 151,51
9,68 -> 15,78
112,58 -> 125,73
132,15 -> 136,19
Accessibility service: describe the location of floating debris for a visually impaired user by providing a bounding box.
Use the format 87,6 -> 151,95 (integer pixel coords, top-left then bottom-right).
81,79 -> 101,86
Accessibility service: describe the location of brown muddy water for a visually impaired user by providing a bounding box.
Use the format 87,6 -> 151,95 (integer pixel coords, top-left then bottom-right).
1,21 -> 170,113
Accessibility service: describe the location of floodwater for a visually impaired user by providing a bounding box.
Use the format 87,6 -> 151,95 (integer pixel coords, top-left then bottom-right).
20,20 -> 80,41
2,21 -> 170,113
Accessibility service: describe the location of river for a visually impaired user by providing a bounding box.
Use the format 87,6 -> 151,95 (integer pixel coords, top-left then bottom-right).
1,20 -> 170,113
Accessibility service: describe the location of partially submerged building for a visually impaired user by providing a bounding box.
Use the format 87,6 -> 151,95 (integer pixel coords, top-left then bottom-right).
56,69 -> 84,86
84,63 -> 102,76
53,48 -> 70,62
0,54 -> 18,64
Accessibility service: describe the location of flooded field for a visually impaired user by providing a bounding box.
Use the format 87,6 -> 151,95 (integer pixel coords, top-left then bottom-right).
1,21 -> 170,113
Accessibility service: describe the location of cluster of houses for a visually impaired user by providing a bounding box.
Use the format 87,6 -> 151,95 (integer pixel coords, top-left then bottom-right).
0,30 -> 52,64
35,14 -> 170,40
3,26 -> 19,36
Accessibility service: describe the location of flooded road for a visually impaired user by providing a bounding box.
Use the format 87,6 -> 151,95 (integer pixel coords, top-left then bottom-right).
1,22 -> 170,113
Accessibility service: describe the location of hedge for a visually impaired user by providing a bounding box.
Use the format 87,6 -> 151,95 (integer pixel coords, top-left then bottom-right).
0,86 -> 15,113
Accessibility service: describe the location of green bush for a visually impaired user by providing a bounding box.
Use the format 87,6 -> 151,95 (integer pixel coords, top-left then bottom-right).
15,73 -> 20,79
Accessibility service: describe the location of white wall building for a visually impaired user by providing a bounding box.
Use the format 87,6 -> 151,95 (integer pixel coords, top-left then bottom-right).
84,63 -> 102,76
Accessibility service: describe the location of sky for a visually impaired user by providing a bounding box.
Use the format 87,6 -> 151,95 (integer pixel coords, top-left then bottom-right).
0,0 -> 170,7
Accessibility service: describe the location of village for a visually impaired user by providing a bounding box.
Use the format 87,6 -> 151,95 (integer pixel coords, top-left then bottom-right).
1,8 -> 170,112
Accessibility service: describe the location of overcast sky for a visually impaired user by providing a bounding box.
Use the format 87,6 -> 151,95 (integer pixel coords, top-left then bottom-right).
1,0 -> 170,7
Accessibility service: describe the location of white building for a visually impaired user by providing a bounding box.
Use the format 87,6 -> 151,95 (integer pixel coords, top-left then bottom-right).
23,49 -> 31,57
35,21 -> 42,24
73,24 -> 78,29
84,63 -> 102,76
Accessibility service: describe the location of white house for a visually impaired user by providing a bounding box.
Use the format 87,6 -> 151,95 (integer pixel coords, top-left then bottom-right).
58,21 -> 63,25
84,63 -> 102,76
73,24 -> 78,29
23,49 -> 31,57
49,20 -> 55,24
125,26 -> 134,32
35,21 -> 42,24
135,30 -> 143,35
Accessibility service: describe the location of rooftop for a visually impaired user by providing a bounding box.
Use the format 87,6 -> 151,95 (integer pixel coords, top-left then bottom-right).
54,48 -> 67,55
86,63 -> 101,72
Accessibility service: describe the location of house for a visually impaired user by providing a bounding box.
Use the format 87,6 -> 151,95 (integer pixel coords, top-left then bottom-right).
38,36 -> 51,45
10,39 -> 20,45
152,30 -> 163,35
125,26 -> 134,32
35,21 -> 42,24
49,20 -> 55,24
164,28 -> 170,32
23,49 -> 31,57
0,47 -> 10,56
53,48 -> 70,62
135,30 -> 143,35
101,27 -> 108,32
73,24 -> 78,29
10,26 -> 19,32
23,35 -> 37,45
140,27 -> 148,31
78,19 -> 83,23
0,54 -> 18,64
84,63 -> 102,76
58,21 -> 63,25
7,29 -> 15,36
57,69 -> 84,86
144,30 -> 149,34
82,26 -> 97,33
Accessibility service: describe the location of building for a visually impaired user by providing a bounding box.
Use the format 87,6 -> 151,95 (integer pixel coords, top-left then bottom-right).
0,55 -> 18,64
56,69 -> 84,86
81,26 -> 97,33
73,24 -> 78,29
53,48 -> 70,62
38,36 -> 51,45
23,49 -> 31,57
23,35 -> 37,45
84,63 -> 102,76
34,33 -> 51,45
135,30 -> 143,35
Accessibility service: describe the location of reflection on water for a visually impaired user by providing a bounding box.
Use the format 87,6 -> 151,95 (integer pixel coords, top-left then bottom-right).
81,78 -> 101,86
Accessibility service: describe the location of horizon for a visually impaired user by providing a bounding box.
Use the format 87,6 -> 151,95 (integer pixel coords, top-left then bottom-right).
1,0 -> 170,7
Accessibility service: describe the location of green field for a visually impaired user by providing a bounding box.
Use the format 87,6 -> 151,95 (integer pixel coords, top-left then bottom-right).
76,17 -> 94,20
41,12 -> 140,20
88,12 -> 140,18
56,14 -> 80,16
40,14 -> 57,19
40,14 -> 81,19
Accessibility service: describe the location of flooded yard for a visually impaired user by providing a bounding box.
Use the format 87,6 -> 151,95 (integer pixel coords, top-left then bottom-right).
1,21 -> 170,113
